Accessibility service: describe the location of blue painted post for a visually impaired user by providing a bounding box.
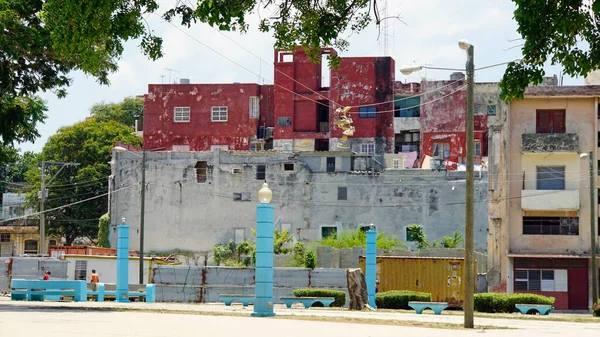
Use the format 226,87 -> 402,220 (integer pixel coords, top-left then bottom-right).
252,203 -> 275,317
116,218 -> 130,303
366,228 -> 377,308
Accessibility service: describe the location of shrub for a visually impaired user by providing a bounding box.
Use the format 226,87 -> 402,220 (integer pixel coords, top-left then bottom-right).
375,290 -> 431,309
304,250 -> 316,269
593,299 -> 600,317
292,288 -> 346,307
319,229 -> 406,250
474,293 -> 555,313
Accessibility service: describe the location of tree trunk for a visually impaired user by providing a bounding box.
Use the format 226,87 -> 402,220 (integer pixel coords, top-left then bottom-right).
346,268 -> 369,310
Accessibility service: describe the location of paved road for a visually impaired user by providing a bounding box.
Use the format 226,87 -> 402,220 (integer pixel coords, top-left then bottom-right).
1,308 -> 599,337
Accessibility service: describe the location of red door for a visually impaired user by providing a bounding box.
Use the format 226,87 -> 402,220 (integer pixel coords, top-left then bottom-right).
568,268 -> 588,309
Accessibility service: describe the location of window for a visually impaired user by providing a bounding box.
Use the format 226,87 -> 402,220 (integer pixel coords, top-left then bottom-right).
194,161 -> 208,183
232,168 -> 242,174
278,117 -> 292,127
487,105 -> 497,115
321,226 -> 337,239
536,166 -> 565,190
359,107 -> 376,118
515,269 -> 568,292
283,163 -> 295,171
233,192 -> 251,201
234,228 -> 245,243
395,97 -> 420,117
360,143 -> 375,156
74,260 -> 87,281
536,110 -> 566,134
523,217 -> 579,235
326,157 -> 335,172
174,107 -> 190,123
432,143 -> 450,159
211,106 -> 228,122
49,240 -> 57,247
249,96 -> 259,119
250,142 -> 263,151
392,159 -> 402,169
256,165 -> 266,180
0,233 -> 10,242
24,240 -> 38,254
337,187 -> 347,200
172,144 -> 190,152
475,142 -> 481,156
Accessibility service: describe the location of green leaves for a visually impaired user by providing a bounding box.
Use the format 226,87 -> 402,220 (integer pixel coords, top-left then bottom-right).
501,0 -> 600,101
89,96 -> 144,128
97,213 -> 111,248
24,118 -> 142,245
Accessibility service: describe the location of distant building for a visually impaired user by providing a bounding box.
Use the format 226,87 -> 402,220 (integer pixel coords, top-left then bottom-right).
488,84 -> 600,310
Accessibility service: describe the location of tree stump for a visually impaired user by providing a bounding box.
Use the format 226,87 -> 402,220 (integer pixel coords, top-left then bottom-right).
346,268 -> 369,310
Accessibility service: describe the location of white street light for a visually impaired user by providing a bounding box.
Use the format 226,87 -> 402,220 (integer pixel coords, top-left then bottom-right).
258,183 -> 273,204
399,65 -> 424,75
458,39 -> 472,50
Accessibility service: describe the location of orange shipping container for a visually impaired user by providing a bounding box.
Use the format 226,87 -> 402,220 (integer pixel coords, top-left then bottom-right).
359,256 -> 476,308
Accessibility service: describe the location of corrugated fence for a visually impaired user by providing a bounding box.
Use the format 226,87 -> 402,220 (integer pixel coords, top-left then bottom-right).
152,266 -> 349,305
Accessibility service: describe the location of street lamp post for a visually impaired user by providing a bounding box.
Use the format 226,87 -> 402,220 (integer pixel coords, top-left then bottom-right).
581,151 -> 598,305
399,39 -> 475,328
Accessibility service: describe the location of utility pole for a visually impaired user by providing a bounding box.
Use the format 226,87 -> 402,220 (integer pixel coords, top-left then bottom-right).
39,161 -> 78,255
589,151 -> 598,304
139,149 -> 146,285
463,42 -> 475,329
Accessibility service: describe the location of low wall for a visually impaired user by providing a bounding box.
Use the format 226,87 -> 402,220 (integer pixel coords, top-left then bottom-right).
151,266 -> 349,305
0,257 -> 69,293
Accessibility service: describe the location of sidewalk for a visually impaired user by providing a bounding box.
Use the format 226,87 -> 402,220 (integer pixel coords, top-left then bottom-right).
0,296 -> 598,332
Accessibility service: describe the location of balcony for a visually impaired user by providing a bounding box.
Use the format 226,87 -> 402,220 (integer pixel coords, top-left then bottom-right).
394,117 -> 420,133
521,133 -> 579,153
521,189 -> 580,211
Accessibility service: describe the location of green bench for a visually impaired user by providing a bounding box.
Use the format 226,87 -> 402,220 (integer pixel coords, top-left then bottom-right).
515,304 -> 553,315
408,301 -> 448,315
280,297 -> 335,309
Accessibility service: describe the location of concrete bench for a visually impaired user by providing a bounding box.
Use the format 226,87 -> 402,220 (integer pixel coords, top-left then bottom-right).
218,294 -> 255,307
408,301 -> 448,315
280,297 -> 335,309
87,283 -> 156,302
10,279 -> 87,302
515,304 -> 553,315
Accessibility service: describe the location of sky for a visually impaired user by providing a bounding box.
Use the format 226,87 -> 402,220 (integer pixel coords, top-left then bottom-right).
19,0 -> 581,153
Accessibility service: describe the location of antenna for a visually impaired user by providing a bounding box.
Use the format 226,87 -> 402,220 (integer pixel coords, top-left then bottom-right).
382,0 -> 389,56
160,75 -> 165,84
165,68 -> 181,84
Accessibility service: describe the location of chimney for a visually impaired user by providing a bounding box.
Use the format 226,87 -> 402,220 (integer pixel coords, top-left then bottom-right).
179,78 -> 190,84
450,72 -> 465,81
541,75 -> 558,86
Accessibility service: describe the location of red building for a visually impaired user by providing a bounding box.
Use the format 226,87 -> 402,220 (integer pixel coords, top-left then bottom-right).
419,79 -> 488,170
143,83 -> 274,151
272,48 -> 395,155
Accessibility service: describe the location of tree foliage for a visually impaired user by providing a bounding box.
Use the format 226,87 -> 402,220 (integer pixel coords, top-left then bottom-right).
501,1 -> 600,100
90,97 -> 144,128
24,118 -> 142,246
97,213 -> 111,248
319,229 -> 405,250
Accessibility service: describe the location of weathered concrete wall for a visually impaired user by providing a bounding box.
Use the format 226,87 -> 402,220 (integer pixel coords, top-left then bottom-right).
0,257 -> 69,292
110,150 -> 489,254
151,266 -> 349,304
521,133 -> 579,153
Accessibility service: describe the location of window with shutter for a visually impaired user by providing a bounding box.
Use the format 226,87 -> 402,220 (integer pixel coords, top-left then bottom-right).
536,166 -> 565,190
536,110 -> 566,134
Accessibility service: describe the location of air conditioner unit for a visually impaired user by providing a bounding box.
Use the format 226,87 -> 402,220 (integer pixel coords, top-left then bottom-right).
265,127 -> 274,139
232,168 -> 242,174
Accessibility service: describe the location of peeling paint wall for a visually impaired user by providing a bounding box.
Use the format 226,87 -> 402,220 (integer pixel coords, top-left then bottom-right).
144,83 -> 271,151
273,48 -> 395,153
110,151 -> 489,254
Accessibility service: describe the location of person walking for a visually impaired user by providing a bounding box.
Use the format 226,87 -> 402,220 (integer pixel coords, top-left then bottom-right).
90,270 -> 100,283
42,268 -> 51,280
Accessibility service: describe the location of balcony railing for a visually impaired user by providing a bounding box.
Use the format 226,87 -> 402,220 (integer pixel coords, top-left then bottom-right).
521,189 -> 579,211
521,133 -> 579,153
